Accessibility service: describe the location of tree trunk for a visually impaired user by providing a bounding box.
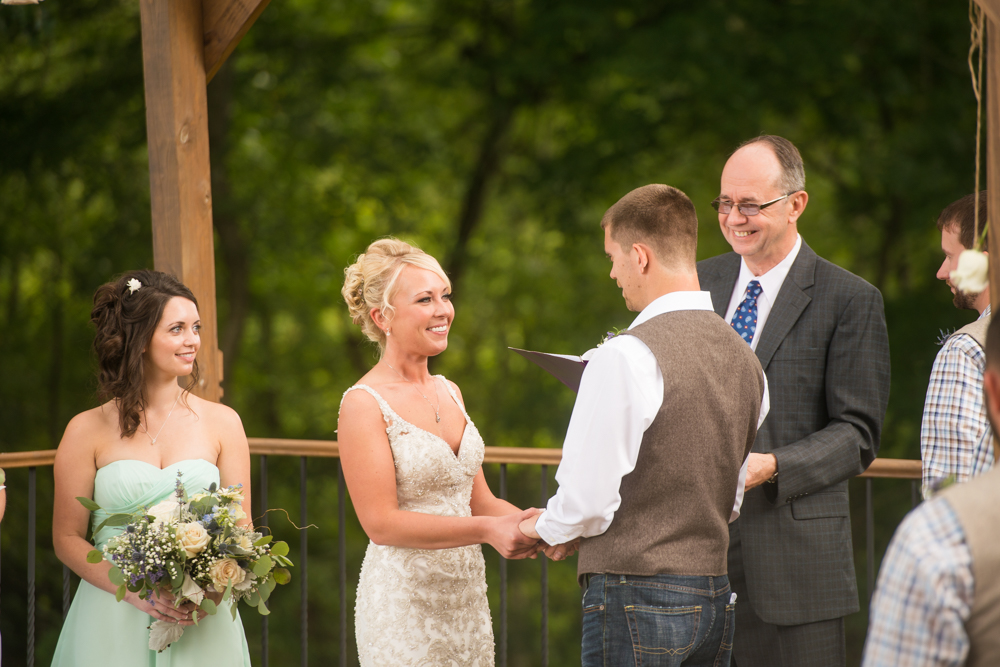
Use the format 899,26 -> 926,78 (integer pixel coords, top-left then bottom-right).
445,103 -> 516,289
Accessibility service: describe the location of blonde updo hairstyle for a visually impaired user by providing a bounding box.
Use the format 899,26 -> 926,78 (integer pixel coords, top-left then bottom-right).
342,238 -> 451,352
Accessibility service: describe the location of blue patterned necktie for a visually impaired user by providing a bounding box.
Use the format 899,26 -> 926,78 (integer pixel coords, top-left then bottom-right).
731,280 -> 762,345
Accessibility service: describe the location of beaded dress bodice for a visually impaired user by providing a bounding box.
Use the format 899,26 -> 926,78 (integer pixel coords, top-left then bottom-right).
341,378 -> 495,666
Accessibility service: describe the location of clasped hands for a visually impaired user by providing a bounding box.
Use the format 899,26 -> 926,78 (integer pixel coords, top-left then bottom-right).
515,510 -> 579,562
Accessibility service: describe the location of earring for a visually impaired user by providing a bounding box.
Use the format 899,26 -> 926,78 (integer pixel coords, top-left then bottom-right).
385,329 -> 391,336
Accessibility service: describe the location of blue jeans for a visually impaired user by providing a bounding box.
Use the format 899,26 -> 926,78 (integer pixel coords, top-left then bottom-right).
581,573 -> 736,667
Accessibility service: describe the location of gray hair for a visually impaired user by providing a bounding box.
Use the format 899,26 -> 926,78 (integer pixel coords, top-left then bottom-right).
735,135 -> 805,194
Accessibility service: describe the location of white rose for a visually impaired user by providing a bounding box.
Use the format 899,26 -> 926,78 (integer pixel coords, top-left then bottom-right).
208,558 -> 246,590
177,522 -> 211,558
951,249 -> 990,295
147,499 -> 181,526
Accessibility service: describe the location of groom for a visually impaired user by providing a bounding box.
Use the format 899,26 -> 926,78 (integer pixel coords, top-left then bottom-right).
520,184 -> 769,665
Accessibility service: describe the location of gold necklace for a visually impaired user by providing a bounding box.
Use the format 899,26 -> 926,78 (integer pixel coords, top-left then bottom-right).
140,390 -> 182,445
385,362 -> 441,422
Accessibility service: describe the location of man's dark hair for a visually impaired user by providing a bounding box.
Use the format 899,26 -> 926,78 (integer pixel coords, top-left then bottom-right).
938,191 -> 989,250
600,184 -> 698,268
735,135 -> 805,194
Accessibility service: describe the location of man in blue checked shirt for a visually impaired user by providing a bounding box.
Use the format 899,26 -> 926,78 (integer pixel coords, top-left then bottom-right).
920,191 -> 994,498
863,314 -> 1000,667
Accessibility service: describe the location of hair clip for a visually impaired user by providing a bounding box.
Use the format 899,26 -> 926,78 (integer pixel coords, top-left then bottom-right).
127,278 -> 142,294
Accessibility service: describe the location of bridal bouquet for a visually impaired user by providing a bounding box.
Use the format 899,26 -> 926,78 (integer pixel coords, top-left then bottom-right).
78,474 -> 292,651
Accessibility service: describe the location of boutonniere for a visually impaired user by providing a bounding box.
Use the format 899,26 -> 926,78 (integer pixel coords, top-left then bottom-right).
598,327 -> 626,347
936,328 -> 957,347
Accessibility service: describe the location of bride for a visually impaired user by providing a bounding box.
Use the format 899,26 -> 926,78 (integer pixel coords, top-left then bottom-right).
338,238 -> 541,666
50,270 -> 252,666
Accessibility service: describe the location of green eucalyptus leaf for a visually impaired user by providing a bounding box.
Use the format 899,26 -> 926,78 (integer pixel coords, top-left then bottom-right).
230,599 -> 238,621
256,599 -> 270,616
108,566 -> 126,586
245,590 -> 261,607
94,513 -> 133,534
115,584 -> 127,602
76,497 -> 101,512
168,560 -> 183,589
251,555 -> 272,578
86,549 -> 104,564
270,541 -> 289,558
273,567 -> 291,585
253,535 -> 273,547
201,598 -> 217,615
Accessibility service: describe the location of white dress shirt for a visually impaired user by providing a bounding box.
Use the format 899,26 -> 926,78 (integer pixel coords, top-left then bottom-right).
723,234 -> 803,351
534,291 -> 771,546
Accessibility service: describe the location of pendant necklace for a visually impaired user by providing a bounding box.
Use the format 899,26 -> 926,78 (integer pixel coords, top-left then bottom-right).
385,362 -> 441,422
140,390 -> 182,445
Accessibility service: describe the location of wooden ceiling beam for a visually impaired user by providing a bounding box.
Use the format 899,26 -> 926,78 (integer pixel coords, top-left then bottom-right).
203,0 -> 272,83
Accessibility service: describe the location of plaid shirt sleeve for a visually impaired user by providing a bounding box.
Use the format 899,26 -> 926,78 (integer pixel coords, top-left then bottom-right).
862,498 -> 973,667
920,333 -> 991,495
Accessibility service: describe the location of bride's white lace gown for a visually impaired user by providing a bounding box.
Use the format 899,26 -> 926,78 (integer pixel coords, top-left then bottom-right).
342,379 -> 495,666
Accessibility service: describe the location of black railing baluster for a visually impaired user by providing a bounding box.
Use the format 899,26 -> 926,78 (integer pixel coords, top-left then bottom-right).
865,477 -> 874,606
301,456 -> 309,667
540,464 -> 548,667
499,463 -> 508,667
338,461 -> 347,667
260,454 -> 269,667
63,565 -> 71,619
28,466 -> 36,667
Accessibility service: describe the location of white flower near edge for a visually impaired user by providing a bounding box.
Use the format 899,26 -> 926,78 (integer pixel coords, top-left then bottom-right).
180,573 -> 205,605
148,619 -> 184,652
147,499 -> 181,526
951,249 -> 990,295
126,278 -> 142,294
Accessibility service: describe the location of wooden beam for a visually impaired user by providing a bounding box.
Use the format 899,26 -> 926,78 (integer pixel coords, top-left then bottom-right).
0,445 -> 923,478
978,0 -> 1000,28
203,0 -> 272,83
989,13 -> 1000,312
140,0 -> 224,402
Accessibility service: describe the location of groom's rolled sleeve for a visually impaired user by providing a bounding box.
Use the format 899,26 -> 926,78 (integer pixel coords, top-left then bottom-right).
534,337 -> 661,546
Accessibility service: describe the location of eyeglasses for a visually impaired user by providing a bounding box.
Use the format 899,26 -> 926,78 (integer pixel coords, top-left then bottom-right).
711,193 -> 795,216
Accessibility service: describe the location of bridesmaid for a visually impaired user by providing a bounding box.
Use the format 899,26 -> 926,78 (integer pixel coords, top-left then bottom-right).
51,270 -> 252,666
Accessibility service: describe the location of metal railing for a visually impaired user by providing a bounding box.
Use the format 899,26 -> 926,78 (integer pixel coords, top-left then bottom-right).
0,442 -> 921,666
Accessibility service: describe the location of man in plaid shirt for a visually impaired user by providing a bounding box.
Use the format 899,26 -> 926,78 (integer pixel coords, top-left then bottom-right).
863,314 -> 1000,666
920,191 -> 993,498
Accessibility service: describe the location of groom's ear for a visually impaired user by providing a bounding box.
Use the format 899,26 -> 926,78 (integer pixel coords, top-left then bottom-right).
632,243 -> 653,273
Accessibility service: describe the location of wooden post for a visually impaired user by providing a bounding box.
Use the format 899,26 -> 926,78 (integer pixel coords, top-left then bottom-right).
977,1 -> 1000,310
140,0 -> 224,401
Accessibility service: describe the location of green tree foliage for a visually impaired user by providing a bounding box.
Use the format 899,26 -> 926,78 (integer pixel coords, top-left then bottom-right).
0,0 -> 986,664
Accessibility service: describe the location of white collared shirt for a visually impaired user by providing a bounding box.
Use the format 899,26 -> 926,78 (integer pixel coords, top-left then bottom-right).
723,234 -> 803,351
534,291 -> 771,546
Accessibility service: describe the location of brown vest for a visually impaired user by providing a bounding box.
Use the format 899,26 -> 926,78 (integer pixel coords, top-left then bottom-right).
953,311 -> 991,348
577,310 -> 765,579
941,465 -> 1000,666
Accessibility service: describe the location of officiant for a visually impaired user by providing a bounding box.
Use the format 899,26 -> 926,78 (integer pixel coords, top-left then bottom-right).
519,184 -> 769,666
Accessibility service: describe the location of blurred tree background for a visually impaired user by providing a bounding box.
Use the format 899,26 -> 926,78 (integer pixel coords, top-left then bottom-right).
0,0 -> 985,664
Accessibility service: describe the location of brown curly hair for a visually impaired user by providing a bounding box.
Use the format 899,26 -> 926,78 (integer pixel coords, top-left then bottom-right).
91,270 -> 200,437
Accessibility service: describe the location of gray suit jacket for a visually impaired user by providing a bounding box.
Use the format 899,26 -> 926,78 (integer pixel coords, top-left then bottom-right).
698,242 -> 890,625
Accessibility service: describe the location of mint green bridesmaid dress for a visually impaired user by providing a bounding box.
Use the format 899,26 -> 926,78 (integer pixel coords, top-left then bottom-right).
50,459 -> 252,667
